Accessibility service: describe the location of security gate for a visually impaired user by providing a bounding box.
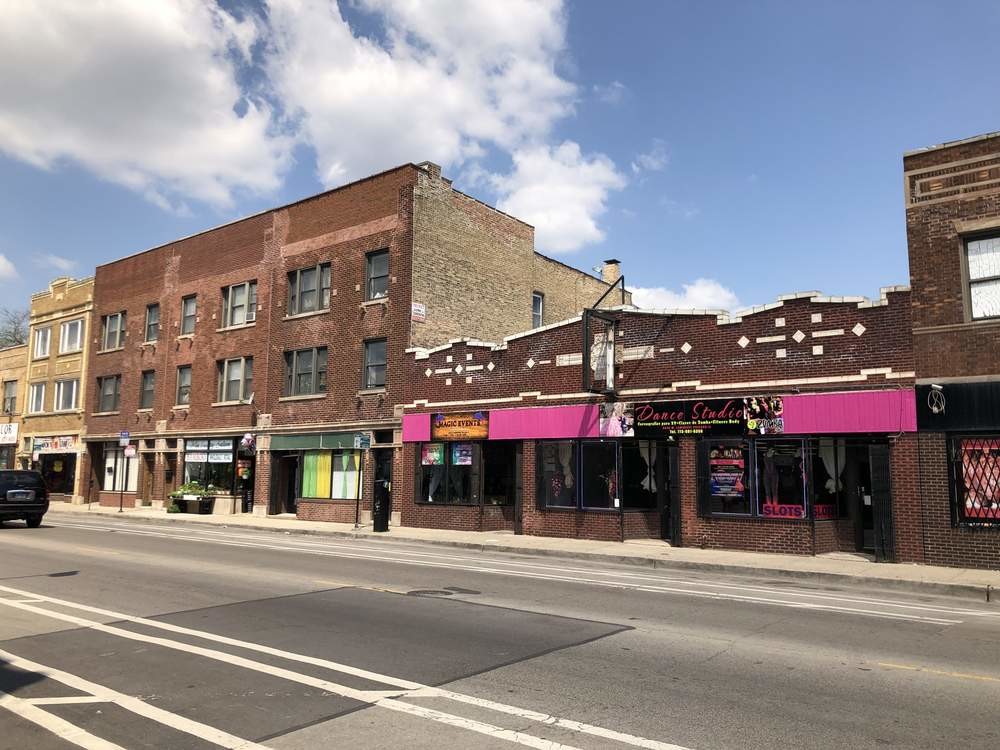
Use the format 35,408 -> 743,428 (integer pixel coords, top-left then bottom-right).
869,444 -> 895,562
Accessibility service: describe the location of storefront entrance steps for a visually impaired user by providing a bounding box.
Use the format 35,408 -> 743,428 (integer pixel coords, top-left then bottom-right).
44,505 -> 1000,601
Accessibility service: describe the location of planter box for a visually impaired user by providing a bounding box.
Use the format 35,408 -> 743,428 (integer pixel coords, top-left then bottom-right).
172,496 -> 214,514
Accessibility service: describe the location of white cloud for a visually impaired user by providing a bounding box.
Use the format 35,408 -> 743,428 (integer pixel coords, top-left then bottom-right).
492,142 -> 626,253
0,0 -> 291,209
0,254 -> 17,280
266,0 -> 574,185
593,80 -> 627,104
631,279 -> 741,312
35,254 -> 77,273
632,139 -> 668,174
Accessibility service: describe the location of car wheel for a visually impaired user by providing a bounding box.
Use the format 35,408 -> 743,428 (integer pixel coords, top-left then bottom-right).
25,515 -> 43,528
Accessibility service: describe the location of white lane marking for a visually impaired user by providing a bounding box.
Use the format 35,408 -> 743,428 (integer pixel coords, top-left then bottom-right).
27,696 -> 108,705
32,521 -> 967,624
47,519 -> 997,618
0,689 -> 125,750
0,649 -> 273,750
0,586 -> 689,750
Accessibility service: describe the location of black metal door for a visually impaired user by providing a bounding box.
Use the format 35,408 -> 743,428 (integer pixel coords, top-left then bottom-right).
373,449 -> 392,532
514,443 -> 524,535
668,443 -> 681,545
869,444 -> 895,562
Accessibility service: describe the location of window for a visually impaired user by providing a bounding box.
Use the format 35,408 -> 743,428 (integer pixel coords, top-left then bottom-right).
288,263 -> 331,315
580,441 -> 618,509
145,303 -> 160,342
701,440 -> 751,515
175,366 -> 192,405
97,375 -> 121,413
53,379 -> 79,411
966,236 -> 1000,320
183,439 -> 235,493
102,444 -> 138,493
366,249 -> 389,300
755,440 -> 806,519
28,383 -> 45,414
33,327 -> 50,359
139,371 -> 156,410
2,381 -> 16,415
284,347 -> 327,396
181,295 -> 197,335
301,450 -> 363,499
59,319 -> 83,353
532,292 -> 544,328
537,441 -> 578,508
101,312 -> 126,350
216,357 -> 253,402
951,437 -> 1000,523
419,442 -> 479,504
222,281 -> 257,327
620,440 -> 665,510
363,338 -> 386,389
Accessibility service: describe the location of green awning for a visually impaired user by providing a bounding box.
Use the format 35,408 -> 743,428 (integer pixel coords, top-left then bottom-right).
270,432 -> 360,451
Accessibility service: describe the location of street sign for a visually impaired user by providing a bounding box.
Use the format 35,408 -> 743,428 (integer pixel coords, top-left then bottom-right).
124,445 -> 136,458
119,430 -> 130,447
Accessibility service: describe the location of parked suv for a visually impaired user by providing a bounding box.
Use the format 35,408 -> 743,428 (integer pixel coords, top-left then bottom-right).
0,470 -> 49,528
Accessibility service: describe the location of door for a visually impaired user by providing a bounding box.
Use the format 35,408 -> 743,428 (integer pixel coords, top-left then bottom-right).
280,455 -> 298,514
666,443 -> 681,544
164,454 -> 178,499
142,454 -> 155,503
373,448 -> 392,532
869,443 -> 895,562
514,443 -> 524,535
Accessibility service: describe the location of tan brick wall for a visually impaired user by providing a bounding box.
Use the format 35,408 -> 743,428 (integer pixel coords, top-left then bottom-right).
410,167 -> 628,348
22,277 -> 94,498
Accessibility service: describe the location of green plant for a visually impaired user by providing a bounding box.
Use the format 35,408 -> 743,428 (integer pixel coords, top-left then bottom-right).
166,502 -> 182,513
170,481 -> 208,498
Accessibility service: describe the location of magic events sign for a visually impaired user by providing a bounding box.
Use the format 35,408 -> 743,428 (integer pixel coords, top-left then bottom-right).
431,411 -> 489,441
600,397 -> 784,438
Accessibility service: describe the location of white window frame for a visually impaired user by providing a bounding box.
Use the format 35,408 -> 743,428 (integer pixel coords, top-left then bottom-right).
101,312 -> 126,351
288,263 -> 331,315
34,327 -> 50,359
180,295 -> 197,335
54,379 -> 79,412
28,383 -> 45,414
222,281 -> 257,328
532,292 -> 544,328
966,235 -> 1000,321
59,319 -> 83,353
145,303 -> 160,342
216,357 -> 253,403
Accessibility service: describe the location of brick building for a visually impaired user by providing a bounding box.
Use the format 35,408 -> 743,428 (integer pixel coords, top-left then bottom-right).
905,131 -> 1000,569
399,289 -> 917,558
81,162 -> 624,521
0,343 -> 27,469
21,277 -> 94,502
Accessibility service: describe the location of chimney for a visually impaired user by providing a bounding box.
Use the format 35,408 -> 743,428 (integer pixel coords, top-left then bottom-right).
601,258 -> 621,285
417,161 -> 442,180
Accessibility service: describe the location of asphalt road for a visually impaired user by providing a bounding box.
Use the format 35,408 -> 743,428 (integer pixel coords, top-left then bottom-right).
1,514 -> 999,750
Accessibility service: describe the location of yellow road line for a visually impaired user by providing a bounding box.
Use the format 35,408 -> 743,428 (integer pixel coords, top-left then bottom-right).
879,662 -> 1000,683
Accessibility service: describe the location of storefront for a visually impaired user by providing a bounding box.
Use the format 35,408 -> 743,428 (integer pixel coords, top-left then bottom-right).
32,434 -> 82,498
181,436 -> 256,514
269,432 -> 367,521
403,389 -> 916,554
0,423 -> 17,470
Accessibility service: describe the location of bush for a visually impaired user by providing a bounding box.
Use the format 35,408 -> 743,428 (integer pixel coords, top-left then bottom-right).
166,502 -> 181,513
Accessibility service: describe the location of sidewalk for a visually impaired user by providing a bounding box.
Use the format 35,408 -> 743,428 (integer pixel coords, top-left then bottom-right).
46,503 -> 1000,599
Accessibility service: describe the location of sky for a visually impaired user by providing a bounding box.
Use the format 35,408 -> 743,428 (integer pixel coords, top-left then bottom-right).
1,0 -> 998,314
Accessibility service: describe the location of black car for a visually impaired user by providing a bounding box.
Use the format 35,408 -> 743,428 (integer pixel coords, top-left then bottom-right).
0,470 -> 49,527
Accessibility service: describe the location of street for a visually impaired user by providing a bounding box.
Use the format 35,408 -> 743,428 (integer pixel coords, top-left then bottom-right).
1,516 -> 999,750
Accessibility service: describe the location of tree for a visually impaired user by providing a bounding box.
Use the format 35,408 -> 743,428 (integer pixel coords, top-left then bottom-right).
0,307 -> 28,348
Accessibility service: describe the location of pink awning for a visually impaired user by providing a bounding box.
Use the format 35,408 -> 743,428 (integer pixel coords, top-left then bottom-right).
489,405 -> 600,440
401,413 -> 431,442
782,390 -> 916,434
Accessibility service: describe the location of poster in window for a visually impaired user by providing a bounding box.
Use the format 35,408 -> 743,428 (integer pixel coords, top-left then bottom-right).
208,452 -> 233,464
185,452 -> 208,463
186,440 -> 209,451
431,412 -> 488,440
209,439 -> 233,451
709,446 -> 745,498
421,443 -> 444,466
599,402 -> 634,437
744,396 -> 784,435
958,438 -> 1000,521
452,442 -> 474,465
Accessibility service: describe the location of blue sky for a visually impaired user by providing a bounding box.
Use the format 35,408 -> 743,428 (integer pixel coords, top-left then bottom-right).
1,1 -> 997,313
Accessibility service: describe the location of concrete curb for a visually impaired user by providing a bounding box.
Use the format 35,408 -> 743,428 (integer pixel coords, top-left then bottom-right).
46,510 -> 997,601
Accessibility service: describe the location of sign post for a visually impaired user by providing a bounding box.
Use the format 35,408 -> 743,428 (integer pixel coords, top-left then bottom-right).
119,433 -> 132,513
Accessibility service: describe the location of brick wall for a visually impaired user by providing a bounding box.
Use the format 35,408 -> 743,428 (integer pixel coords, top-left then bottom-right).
409,166 -> 627,348
890,433 -> 924,563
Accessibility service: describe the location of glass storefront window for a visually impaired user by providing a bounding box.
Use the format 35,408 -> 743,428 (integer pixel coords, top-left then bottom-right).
301,450 -> 362,500
952,436 -> 1000,523
536,441 -> 577,508
756,440 -> 806,519
184,438 -> 235,493
581,441 -> 618,509
103,444 -> 138,492
419,442 -> 480,504
704,441 -> 751,515
620,441 -> 663,510
40,454 -> 76,494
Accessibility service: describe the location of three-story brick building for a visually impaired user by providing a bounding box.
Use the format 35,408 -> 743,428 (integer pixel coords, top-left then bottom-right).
82,162 -> 625,521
